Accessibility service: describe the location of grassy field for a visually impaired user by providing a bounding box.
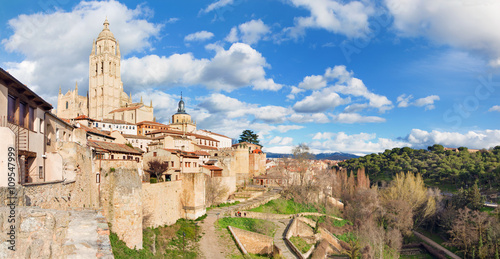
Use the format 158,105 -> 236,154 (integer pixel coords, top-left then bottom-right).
217,217 -> 277,237
289,236 -> 312,254
109,219 -> 201,258
248,198 -> 320,214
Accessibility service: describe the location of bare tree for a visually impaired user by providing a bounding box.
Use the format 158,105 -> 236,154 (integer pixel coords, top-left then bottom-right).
205,176 -> 229,207
292,143 -> 314,186
147,158 -> 169,182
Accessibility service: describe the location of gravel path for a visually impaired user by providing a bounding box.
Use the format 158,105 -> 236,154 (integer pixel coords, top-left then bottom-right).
198,188 -> 282,258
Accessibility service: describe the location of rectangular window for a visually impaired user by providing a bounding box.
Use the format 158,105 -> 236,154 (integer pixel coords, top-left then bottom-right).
19,101 -> 27,127
40,119 -> 44,133
153,152 -> 157,157
7,95 -> 16,123
29,106 -> 35,131
39,166 -> 44,179
171,161 -> 174,167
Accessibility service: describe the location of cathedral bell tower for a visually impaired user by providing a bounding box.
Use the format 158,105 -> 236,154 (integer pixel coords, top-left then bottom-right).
170,94 -> 197,133
88,18 -> 125,120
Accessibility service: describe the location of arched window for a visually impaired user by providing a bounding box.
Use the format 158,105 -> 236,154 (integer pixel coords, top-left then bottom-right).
66,101 -> 68,109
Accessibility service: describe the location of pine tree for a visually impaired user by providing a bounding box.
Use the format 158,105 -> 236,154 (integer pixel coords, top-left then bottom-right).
238,130 -> 260,145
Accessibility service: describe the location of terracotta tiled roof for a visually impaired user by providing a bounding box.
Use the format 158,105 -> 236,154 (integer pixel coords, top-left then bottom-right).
136,120 -> 170,127
147,129 -> 186,136
194,150 -> 211,156
87,140 -> 142,154
100,118 -> 135,125
191,133 -> 218,142
198,129 -> 231,139
201,165 -> 222,171
73,115 -> 95,121
78,124 -> 115,138
147,129 -> 219,142
195,144 -> 218,150
122,134 -> 151,139
252,149 -> 263,154
109,105 -> 143,113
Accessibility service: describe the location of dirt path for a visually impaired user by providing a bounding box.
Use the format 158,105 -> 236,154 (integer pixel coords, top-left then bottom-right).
198,188 -> 282,258
198,211 -> 235,259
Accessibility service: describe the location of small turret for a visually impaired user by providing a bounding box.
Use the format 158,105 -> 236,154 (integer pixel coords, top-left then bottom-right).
140,96 -> 143,104
75,81 -> 78,94
150,99 -> 152,107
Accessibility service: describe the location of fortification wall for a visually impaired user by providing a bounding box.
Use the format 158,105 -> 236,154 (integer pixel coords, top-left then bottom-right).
181,173 -> 206,219
142,180 -> 183,228
0,207 -> 70,258
229,226 -> 274,255
100,166 -> 142,249
6,142 -> 100,210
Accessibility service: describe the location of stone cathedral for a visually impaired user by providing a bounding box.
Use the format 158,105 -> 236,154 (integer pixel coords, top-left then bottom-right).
57,19 -> 154,123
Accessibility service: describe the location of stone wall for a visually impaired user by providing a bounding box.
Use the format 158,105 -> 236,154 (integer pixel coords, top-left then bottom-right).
229,226 -> 274,255
0,207 -> 70,258
13,142 -> 100,210
181,173 -> 206,220
100,167 -> 142,249
284,217 -> 316,259
318,226 -> 342,252
142,181 -> 182,228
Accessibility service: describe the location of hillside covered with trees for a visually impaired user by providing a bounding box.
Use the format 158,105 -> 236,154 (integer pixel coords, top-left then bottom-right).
338,145 -> 500,190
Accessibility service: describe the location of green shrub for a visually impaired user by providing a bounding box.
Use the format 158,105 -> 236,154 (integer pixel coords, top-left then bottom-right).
150,178 -> 157,183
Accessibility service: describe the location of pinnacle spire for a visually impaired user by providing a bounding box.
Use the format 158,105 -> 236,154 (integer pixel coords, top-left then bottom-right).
59,86 -> 61,95
103,17 -> 109,30
150,99 -> 152,107
75,81 -> 78,92
140,96 -> 143,104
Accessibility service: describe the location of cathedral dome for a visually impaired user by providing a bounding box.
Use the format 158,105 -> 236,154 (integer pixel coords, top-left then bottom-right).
97,18 -> 115,40
176,96 -> 186,114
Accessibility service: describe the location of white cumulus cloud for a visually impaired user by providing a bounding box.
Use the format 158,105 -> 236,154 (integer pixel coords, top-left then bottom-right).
122,42 -> 282,91
1,0 -> 162,104
397,94 -> 440,110
385,0 -> 500,65
225,19 -> 271,45
489,105 -> 500,112
184,31 -> 214,42
284,0 -> 375,39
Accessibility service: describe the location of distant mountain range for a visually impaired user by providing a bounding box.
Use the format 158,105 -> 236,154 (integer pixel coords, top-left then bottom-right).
266,152 -> 359,160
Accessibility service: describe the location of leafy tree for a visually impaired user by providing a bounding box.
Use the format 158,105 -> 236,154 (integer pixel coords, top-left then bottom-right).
380,172 -> 437,234
147,159 -> 169,182
238,129 -> 260,145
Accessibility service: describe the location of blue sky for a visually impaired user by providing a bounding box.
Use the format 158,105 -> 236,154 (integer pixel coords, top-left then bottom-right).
1,0 -> 500,155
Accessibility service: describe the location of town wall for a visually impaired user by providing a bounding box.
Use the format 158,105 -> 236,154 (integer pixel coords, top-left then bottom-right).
181,172 -> 206,219
100,167 -> 142,249
18,142 -> 99,210
229,226 -> 274,255
0,207 -> 70,258
249,152 -> 266,177
142,180 -> 183,228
